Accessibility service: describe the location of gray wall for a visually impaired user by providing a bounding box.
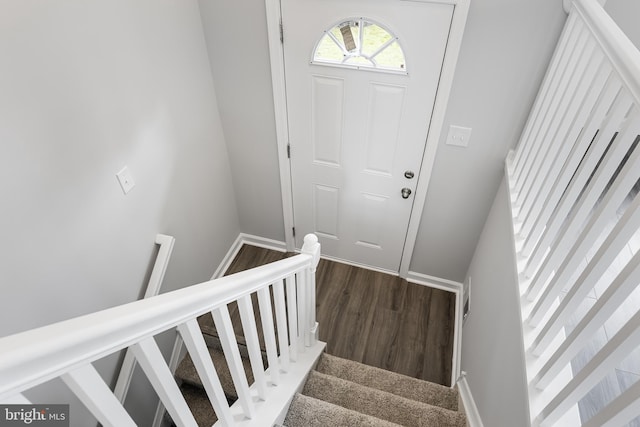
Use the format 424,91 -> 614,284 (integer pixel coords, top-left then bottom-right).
198,0 -> 566,282
0,0 -> 239,425
462,178 -> 530,426
198,0 -> 286,242
409,0 -> 566,281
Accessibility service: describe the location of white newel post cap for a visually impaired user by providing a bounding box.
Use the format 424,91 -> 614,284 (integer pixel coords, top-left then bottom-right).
301,234 -> 321,268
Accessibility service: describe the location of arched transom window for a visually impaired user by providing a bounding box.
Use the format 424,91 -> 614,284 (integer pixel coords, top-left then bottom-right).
312,18 -> 407,74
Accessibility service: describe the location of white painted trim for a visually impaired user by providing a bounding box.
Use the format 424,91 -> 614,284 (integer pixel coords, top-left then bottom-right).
267,0 -> 471,276
266,0 -> 296,252
406,271 -> 463,294
398,0 -> 471,278
452,287 -> 462,389
407,271 -> 463,387
115,234 -> 175,406
211,234 -> 245,280
238,233 -> 287,253
318,253 -> 399,276
457,374 -> 485,427
211,233 -> 287,280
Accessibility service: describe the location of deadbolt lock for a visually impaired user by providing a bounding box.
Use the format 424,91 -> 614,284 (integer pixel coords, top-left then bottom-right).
404,171 -> 415,179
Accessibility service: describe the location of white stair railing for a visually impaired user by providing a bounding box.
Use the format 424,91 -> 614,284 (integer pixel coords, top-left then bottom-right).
506,0 -> 640,425
0,234 -> 324,427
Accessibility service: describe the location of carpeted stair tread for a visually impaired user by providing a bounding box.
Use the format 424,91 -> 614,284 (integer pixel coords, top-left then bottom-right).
316,352 -> 459,411
179,383 -> 218,427
175,346 -> 254,400
284,393 -> 402,427
302,371 -> 467,427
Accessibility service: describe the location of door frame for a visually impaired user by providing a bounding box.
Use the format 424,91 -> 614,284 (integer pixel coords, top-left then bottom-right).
266,0 -> 470,277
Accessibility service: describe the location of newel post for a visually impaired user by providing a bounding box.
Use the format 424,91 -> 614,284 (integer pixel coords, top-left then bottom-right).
301,234 -> 320,346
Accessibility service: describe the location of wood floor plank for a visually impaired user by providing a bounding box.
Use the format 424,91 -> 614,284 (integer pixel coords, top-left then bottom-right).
203,244 -> 456,386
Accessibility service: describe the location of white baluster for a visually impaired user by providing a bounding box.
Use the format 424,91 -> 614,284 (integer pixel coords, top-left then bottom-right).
257,286 -> 280,384
285,274 -> 299,361
212,306 -> 255,418
131,337 -> 197,427
582,378 -> 640,427
537,310 -> 640,426
273,279 -> 290,372
177,319 -> 234,426
62,364 -> 136,427
301,234 -> 320,346
237,295 -> 268,400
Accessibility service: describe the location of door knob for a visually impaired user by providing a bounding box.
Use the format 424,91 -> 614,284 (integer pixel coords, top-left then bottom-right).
401,188 -> 412,199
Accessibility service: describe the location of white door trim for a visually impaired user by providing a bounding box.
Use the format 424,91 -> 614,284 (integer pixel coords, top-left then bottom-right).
266,0 -> 470,277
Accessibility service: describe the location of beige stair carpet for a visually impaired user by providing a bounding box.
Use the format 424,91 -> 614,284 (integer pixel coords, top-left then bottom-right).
316,352 -> 459,411
299,370 -> 466,427
284,393 -> 402,427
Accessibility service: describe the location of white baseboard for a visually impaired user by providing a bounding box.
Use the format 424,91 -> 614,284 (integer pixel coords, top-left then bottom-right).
238,233 -> 287,252
211,233 -> 287,280
406,271 -> 463,294
318,253 -> 399,276
457,374 -> 484,427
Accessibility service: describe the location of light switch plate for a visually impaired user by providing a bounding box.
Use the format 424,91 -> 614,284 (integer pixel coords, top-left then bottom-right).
116,166 -> 135,194
446,125 -> 472,148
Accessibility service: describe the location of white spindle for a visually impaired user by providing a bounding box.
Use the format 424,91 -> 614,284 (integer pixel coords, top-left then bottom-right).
257,287 -> 281,385
237,295 -> 268,400
514,20 -> 585,198
177,319 -> 234,427
512,12 -> 579,182
301,234 -> 320,346
537,309 -> 640,426
525,106 -> 640,300
114,234 -> 174,404
534,249 -> 640,390
522,89 -> 631,278
295,270 -> 307,349
582,378 -> 640,427
212,306 -> 255,418
515,28 -> 592,210
519,71 -> 618,254
285,274 -> 299,361
273,279 -> 290,372
530,192 -> 640,356
113,351 -> 136,402
61,365 -> 136,427
131,338 -> 197,427
517,46 -> 603,226
528,121 -> 640,325
575,0 -> 640,106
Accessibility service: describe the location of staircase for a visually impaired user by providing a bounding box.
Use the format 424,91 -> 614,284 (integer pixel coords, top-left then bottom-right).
173,323 -> 467,427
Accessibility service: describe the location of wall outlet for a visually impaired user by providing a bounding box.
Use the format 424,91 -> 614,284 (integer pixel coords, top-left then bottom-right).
116,166 -> 135,194
446,125 -> 472,147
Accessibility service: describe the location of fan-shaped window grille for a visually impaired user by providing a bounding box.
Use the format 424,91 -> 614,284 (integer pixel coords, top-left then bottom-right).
313,18 -> 407,74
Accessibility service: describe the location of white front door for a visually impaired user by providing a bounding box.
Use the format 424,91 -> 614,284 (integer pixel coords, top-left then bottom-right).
283,0 -> 453,272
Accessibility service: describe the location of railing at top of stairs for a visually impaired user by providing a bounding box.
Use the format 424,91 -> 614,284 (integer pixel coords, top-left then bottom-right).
0,234 -> 325,427
507,0 -> 640,425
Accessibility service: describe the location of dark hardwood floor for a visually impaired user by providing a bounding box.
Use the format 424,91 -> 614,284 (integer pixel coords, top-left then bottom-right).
220,244 -> 456,387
